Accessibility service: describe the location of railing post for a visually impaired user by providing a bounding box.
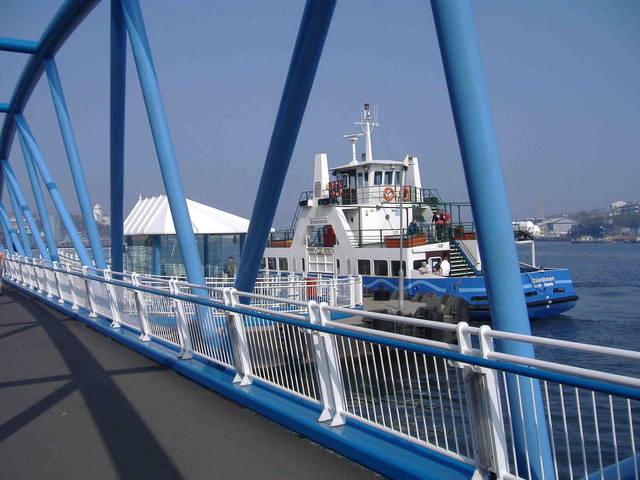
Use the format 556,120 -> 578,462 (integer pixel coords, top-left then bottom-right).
66,263 -> 79,310
169,278 -> 193,360
329,276 -> 336,306
32,258 -> 43,293
456,322 -> 510,478
43,261 -> 54,298
131,272 -> 151,341
104,268 -> 123,328
223,287 -> 253,386
52,261 -> 65,303
82,265 -> 98,318
17,257 -> 26,285
308,301 -> 346,426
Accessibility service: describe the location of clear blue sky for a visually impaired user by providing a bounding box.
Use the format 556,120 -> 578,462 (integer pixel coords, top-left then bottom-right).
1,1 -> 638,227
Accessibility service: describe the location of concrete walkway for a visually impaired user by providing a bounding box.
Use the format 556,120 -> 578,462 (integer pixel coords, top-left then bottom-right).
0,284 -> 381,480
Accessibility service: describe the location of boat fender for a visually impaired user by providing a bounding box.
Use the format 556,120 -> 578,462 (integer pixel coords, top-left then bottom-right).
383,187 -> 395,201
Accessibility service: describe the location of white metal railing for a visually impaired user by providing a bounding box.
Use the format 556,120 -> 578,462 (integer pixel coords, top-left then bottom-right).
3,254 -> 639,480
121,271 -> 362,312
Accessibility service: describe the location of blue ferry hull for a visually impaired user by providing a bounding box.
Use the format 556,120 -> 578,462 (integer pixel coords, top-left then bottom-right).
362,268 -> 578,320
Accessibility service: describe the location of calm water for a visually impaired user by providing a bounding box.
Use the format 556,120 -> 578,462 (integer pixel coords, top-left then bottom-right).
518,241 -> 640,376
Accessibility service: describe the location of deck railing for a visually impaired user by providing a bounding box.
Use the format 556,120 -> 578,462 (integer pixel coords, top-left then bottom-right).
3,254 -> 639,479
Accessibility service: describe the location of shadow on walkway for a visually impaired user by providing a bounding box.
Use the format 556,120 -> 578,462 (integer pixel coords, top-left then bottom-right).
0,284 -> 380,479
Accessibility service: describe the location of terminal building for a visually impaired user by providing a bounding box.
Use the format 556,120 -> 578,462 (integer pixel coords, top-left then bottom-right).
124,195 -> 250,277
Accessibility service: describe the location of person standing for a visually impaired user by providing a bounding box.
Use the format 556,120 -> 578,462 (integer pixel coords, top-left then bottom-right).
433,210 -> 445,241
440,254 -> 451,277
223,256 -> 237,278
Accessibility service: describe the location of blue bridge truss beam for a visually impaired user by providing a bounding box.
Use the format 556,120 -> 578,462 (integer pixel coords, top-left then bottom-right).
235,0 -> 337,298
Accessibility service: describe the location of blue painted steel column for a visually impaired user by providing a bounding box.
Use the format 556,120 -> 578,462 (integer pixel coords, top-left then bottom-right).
110,0 -> 127,273
0,204 -> 16,254
235,0 -> 337,298
1,160 -> 51,260
14,114 -> 93,267
0,203 -> 23,256
430,1 -> 553,478
44,57 -> 105,269
6,177 -> 31,256
18,133 -> 60,261
119,0 -> 205,288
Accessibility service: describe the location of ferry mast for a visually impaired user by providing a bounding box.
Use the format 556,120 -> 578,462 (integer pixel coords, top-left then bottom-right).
355,102 -> 379,162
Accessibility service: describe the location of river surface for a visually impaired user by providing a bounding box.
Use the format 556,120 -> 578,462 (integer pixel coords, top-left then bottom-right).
517,241 -> 640,379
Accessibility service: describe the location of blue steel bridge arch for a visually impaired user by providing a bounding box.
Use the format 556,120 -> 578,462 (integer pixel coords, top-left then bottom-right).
0,2 -> 552,476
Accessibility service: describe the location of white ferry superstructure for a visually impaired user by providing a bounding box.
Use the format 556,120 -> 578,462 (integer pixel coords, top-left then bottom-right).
263,103 -> 578,319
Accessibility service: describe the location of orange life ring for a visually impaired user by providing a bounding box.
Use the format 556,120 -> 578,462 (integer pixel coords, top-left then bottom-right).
401,187 -> 410,201
329,181 -> 343,197
383,187 -> 395,201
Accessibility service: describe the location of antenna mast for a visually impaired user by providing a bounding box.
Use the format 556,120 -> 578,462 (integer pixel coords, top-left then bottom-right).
355,102 -> 379,162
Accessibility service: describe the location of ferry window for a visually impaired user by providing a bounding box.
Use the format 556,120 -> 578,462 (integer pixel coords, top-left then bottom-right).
394,171 -> 402,185
429,257 -> 442,271
347,259 -> 351,273
278,257 -> 288,271
364,172 -> 369,184
260,257 -> 266,269
374,171 -> 382,185
336,258 -> 341,274
268,257 -> 276,270
374,260 -> 388,276
357,172 -> 364,186
349,172 -> 356,187
302,258 -> 306,272
357,259 -> 371,275
391,261 -> 406,277
342,174 -> 349,188
384,171 -> 393,185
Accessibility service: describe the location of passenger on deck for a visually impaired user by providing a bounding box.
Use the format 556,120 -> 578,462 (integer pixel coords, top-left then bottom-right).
407,219 -> 418,236
433,211 -> 445,241
418,261 -> 431,274
440,254 -> 451,277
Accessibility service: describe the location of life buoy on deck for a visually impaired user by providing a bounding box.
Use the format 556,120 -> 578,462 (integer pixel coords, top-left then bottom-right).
383,187 -> 395,201
329,181 -> 343,197
401,187 -> 410,201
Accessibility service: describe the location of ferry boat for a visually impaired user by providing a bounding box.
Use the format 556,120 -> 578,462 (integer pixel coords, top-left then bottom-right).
263,103 -> 578,319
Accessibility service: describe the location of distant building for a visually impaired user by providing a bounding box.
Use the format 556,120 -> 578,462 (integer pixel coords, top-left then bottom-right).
124,195 -> 251,277
48,213 -> 62,241
93,203 -> 103,223
609,200 -> 639,215
536,217 -> 579,237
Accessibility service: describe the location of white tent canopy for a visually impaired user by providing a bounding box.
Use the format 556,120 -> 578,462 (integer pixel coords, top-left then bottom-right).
124,195 -> 250,236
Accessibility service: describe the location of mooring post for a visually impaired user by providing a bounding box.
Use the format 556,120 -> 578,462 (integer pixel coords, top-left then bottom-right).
235,0 -> 337,300
430,1 -> 554,477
